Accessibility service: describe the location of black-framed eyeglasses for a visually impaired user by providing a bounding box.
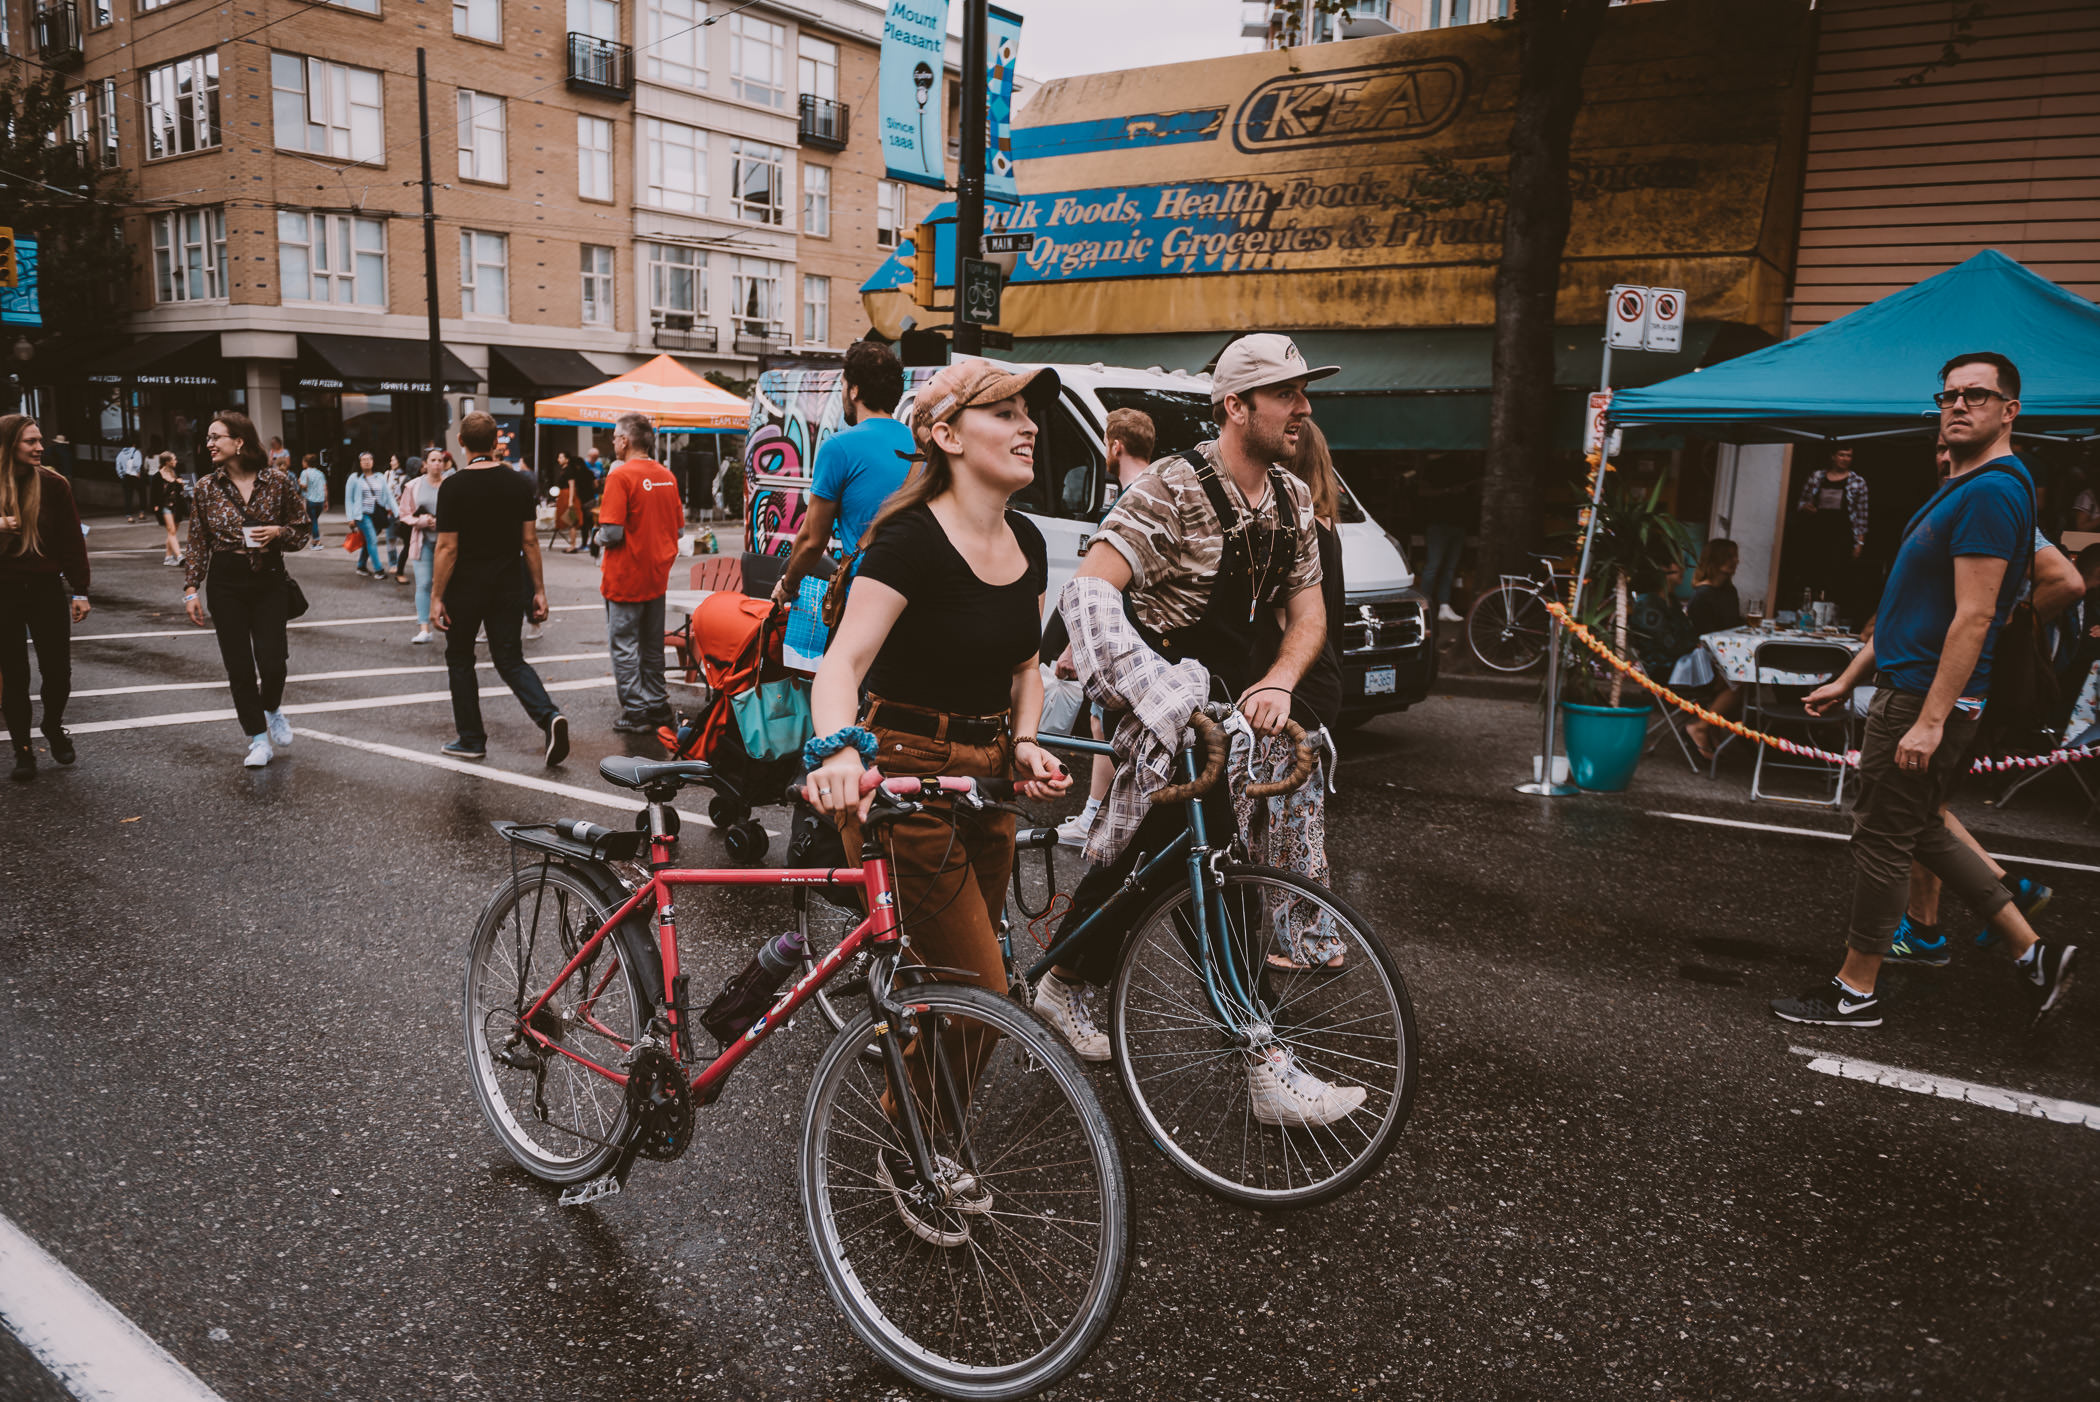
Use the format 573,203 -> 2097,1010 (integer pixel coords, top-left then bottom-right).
1932,387 -> 2008,410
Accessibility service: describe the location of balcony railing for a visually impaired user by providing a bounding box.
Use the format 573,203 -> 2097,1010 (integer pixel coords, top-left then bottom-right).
652,323 -> 717,353
733,327 -> 791,358
35,2 -> 83,65
796,94 -> 848,151
566,32 -> 633,99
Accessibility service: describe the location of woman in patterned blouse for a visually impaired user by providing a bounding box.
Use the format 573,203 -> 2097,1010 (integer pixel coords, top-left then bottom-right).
183,411 -> 311,768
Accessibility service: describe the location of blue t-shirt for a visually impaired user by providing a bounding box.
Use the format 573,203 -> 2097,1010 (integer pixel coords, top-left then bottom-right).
1872,456 -> 2034,697
811,417 -> 914,558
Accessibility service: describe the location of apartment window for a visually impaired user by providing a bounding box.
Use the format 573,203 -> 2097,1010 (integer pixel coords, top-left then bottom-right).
568,0 -> 617,39
876,179 -> 906,249
642,117 -> 705,213
731,140 -> 783,225
63,88 -> 92,146
641,0 -> 704,89
89,0 -> 112,28
646,243 -> 703,329
580,244 -> 614,326
731,256 -> 780,334
727,13 -> 784,107
152,207 -> 227,303
457,90 -> 506,183
460,229 -> 508,317
801,274 -> 828,346
277,210 -> 387,307
801,162 -> 830,237
796,34 -> 837,101
272,53 -> 383,162
453,0 -> 500,41
96,79 -> 119,166
146,51 -> 220,160
577,114 -> 612,201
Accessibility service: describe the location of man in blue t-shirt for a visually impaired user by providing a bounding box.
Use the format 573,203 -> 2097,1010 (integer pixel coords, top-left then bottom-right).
771,340 -> 914,607
1772,351 -> 2077,1033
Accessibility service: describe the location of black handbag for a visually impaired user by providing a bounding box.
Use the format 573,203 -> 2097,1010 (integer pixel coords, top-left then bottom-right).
284,572 -> 310,620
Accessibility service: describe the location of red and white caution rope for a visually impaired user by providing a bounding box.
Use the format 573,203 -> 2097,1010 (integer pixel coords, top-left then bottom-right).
1544,601 -> 2100,775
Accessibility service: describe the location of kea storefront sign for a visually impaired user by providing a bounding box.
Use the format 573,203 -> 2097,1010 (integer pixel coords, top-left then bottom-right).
863,1 -> 1812,341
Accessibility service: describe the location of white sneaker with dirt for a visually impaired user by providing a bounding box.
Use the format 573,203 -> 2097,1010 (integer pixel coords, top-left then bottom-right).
1033,972 -> 1110,1061
1247,1046 -> 1365,1127
1055,810 -> 1095,849
243,734 -> 274,768
410,628 -> 435,644
264,710 -> 294,747
1437,603 -> 1463,624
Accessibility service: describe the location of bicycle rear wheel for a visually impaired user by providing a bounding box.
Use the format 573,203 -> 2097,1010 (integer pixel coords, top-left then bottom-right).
800,982 -> 1130,1400
1466,583 -> 1551,673
1112,865 -> 1417,1208
463,865 -> 645,1184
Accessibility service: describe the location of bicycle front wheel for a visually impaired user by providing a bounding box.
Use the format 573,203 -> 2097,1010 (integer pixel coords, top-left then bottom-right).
1466,584 -> 1551,673
800,982 -> 1131,1400
1112,865 -> 1417,1208
462,865 -> 645,1184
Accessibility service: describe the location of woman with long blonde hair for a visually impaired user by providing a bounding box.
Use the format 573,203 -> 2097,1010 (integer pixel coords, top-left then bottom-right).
0,414 -> 91,781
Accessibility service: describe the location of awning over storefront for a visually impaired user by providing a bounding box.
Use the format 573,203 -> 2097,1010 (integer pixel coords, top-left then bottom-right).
489,345 -> 604,395
296,334 -> 478,394
1008,324 -> 1764,451
88,332 -> 237,387
1609,251 -> 2100,442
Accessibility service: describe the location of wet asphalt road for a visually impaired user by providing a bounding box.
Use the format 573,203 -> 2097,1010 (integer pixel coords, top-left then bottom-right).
2,515 -> 2096,1402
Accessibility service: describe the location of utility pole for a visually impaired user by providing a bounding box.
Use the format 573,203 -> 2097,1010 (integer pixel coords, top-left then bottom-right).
950,0 -> 988,357
416,49 -> 445,447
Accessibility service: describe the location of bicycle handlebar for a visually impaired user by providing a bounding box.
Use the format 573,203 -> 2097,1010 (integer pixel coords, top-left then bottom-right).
1245,719 -> 1317,799
788,772 -> 1018,811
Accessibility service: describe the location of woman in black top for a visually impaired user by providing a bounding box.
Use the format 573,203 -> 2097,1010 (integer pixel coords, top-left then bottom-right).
804,360 -> 1071,1230
1685,537 -> 1744,761
148,451 -> 190,566
0,414 -> 92,781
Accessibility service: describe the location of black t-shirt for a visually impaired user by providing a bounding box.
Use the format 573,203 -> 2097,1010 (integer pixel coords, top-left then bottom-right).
859,504 -> 1048,715
561,461 -> 597,503
1687,581 -> 1741,636
436,463 -> 536,574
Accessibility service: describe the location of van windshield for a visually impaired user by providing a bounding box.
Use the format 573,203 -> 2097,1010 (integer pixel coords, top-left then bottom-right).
1094,387 -> 1366,523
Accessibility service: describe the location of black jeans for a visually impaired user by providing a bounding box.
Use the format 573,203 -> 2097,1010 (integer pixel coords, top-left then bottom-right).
1050,791 -> 1239,986
0,575 -> 71,749
119,475 -> 146,516
206,556 -> 291,738
444,561 -> 558,747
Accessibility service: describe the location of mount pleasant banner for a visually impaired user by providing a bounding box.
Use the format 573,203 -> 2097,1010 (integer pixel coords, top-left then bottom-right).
863,0 -> 1813,339
880,0 -> 950,190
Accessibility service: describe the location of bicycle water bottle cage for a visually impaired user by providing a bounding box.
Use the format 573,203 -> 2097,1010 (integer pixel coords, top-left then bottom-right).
623,1045 -> 694,1162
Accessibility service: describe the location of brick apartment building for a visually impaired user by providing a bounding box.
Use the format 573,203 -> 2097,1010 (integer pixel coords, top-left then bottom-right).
0,0 -> 962,487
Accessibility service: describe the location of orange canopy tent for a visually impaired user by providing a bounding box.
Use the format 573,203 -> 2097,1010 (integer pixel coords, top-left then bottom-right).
532,354 -> 749,430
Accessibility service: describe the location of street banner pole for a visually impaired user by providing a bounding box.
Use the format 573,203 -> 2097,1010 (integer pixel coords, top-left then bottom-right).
416,49 -> 445,448
952,0 -> 989,357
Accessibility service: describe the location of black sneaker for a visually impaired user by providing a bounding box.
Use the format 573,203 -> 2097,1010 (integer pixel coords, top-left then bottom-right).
1771,977 -> 1883,1028
9,746 -> 34,783
441,738 -> 488,760
543,714 -> 570,768
611,716 -> 657,734
43,727 -> 74,766
2022,942 -> 2078,1031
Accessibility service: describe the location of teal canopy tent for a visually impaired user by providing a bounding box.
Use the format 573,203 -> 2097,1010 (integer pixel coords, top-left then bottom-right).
1608,251 -> 2100,443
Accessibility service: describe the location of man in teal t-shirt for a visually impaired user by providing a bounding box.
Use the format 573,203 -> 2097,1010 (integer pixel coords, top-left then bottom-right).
772,341 -> 913,605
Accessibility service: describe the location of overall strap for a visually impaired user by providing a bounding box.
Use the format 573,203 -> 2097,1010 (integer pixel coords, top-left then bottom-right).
1181,449 -> 1252,573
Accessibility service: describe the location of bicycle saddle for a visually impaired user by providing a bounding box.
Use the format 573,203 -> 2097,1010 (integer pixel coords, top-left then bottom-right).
598,756 -> 717,792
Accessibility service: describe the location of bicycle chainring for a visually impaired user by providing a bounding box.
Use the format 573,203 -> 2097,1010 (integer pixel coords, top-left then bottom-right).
623,1045 -> 694,1162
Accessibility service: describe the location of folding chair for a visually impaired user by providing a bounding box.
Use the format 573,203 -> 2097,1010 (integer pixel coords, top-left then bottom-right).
1643,647 -> 1721,776
1745,639 -> 1858,807
1994,722 -> 2100,824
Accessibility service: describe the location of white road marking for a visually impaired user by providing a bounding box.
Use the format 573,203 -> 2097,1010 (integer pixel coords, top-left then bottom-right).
1789,1046 -> 2100,1130
74,603 -> 607,642
0,1212 -> 230,1402
61,677 -> 614,734
69,653 -> 611,698
1649,810 -> 2100,876
299,728 -> 755,832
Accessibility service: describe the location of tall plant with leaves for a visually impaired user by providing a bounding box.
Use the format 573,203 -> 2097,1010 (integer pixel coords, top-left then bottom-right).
1557,468 -> 1695,707
0,71 -> 136,372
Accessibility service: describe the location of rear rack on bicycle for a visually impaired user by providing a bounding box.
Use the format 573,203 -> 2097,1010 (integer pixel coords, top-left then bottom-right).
493,819 -> 646,864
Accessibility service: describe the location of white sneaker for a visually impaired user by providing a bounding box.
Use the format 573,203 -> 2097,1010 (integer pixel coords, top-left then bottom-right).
1246,1046 -> 1366,1128
1437,603 -> 1463,624
1055,810 -> 1096,849
243,734 -> 274,768
161,553 -> 178,566
265,710 -> 294,747
1033,972 -> 1110,1062
523,623 -> 544,640
876,1149 -> 972,1248
411,628 -> 435,644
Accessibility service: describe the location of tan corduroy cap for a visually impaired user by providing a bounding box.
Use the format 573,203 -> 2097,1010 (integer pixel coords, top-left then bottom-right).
909,359 -> 1061,449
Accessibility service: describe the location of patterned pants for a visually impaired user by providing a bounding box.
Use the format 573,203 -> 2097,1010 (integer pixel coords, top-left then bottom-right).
1239,733 -> 1345,966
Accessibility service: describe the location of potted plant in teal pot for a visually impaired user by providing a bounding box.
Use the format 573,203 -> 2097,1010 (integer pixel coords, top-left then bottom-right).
1551,473 -> 1695,792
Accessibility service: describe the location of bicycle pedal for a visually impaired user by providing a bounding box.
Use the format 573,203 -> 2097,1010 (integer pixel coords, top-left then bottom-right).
558,1173 -> 622,1208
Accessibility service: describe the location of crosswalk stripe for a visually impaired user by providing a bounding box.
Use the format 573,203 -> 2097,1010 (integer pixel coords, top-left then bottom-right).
61,677 -> 615,735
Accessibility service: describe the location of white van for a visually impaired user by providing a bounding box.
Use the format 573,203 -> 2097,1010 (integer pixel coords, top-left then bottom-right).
743,359 -> 1435,723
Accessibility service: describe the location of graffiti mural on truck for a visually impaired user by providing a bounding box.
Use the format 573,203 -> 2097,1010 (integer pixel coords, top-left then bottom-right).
744,365 -> 941,558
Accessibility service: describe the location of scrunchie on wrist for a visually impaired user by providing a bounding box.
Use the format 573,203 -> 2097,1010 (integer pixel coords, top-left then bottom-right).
803,725 -> 879,772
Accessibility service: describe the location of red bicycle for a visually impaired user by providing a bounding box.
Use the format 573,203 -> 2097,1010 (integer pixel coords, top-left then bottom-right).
462,755 -> 1130,1401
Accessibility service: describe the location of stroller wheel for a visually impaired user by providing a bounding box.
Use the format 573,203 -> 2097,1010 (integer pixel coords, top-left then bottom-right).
708,795 -> 741,830
724,819 -> 768,864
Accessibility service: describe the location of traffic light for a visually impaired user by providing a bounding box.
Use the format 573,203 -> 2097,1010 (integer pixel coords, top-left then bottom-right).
905,221 -> 945,311
0,228 -> 16,290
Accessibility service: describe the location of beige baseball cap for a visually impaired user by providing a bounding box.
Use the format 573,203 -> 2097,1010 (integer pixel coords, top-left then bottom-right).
1209,333 -> 1339,404
909,358 -> 1061,449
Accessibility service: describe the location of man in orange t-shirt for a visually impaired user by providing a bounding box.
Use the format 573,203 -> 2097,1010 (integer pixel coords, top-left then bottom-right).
598,412 -> 685,732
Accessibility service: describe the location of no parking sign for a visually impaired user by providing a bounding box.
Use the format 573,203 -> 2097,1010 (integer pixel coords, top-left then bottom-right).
1606,284 -> 1688,353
